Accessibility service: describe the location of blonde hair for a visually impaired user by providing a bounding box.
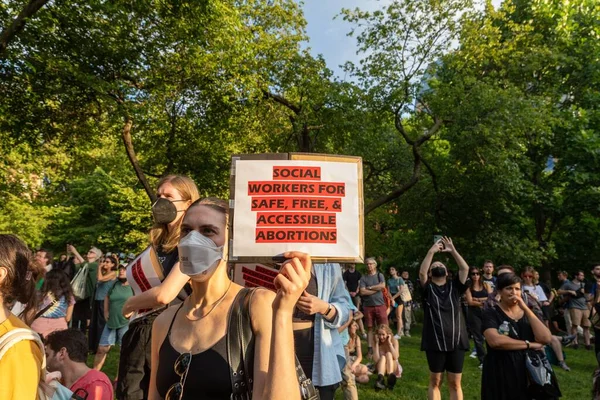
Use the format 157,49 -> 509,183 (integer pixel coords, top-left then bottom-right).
377,324 -> 393,336
150,175 -> 200,252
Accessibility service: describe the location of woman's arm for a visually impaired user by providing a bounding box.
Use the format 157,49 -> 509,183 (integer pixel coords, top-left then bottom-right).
483,328 -> 545,350
65,302 -> 74,323
388,336 -> 399,359
103,296 -> 110,321
97,268 -> 116,283
67,244 -> 85,265
465,288 -> 482,307
353,337 -> 363,366
442,237 -> 469,284
122,262 -> 189,316
517,296 -> 551,344
372,336 -> 381,363
253,252 -> 311,400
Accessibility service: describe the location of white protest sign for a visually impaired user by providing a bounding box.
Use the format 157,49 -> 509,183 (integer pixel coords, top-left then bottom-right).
231,158 -> 362,261
125,246 -> 166,321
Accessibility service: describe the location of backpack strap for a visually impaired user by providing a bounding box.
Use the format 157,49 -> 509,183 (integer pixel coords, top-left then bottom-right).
227,287 -> 256,400
0,328 -> 45,368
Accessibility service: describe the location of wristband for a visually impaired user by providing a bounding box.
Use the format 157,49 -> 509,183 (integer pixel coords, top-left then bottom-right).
325,304 -> 332,316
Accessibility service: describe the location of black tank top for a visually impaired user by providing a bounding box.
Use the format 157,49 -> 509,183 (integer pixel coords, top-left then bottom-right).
471,285 -> 488,299
156,304 -> 231,400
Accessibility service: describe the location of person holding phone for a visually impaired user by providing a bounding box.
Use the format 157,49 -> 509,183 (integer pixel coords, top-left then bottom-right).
419,237 -> 470,400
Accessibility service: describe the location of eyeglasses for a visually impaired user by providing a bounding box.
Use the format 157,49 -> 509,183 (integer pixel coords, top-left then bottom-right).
471,272 -> 480,276
166,352 -> 192,400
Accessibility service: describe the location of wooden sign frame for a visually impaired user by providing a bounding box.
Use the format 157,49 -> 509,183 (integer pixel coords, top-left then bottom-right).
228,153 -> 364,264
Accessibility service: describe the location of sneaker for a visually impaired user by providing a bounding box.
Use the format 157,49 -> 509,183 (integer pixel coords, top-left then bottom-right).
404,332 -> 411,337
560,334 -> 577,346
469,350 -> 478,359
478,363 -> 483,370
586,344 -> 592,351
374,375 -> 386,390
387,374 -> 397,390
394,334 -> 402,340
361,333 -> 368,339
559,361 -> 571,371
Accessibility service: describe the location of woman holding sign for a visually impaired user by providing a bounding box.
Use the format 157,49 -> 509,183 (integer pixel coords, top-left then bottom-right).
117,175 -> 199,400
148,198 -> 312,400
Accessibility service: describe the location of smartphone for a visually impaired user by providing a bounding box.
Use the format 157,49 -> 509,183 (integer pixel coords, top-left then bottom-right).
433,235 -> 443,244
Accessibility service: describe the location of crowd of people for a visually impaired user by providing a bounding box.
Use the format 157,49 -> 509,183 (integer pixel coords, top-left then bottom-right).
0,173 -> 599,400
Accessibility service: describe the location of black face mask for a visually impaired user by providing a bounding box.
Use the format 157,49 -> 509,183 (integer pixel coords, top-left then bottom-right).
431,266 -> 447,278
152,198 -> 184,225
118,277 -> 127,283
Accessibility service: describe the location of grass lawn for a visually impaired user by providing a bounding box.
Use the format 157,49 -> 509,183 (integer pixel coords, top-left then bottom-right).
94,325 -> 597,399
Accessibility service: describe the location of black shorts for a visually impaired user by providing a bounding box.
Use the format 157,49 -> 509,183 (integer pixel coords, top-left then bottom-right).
425,350 -> 466,374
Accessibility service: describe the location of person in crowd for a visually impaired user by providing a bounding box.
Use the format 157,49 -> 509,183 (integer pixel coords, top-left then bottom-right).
533,269 -> 554,323
344,319 -> 370,385
401,270 -> 414,337
465,267 -> 492,368
481,273 -> 553,399
419,237 -> 470,400
589,264 -> 600,360
68,245 -> 102,335
387,266 -> 405,339
94,265 -> 134,371
148,198 -> 311,400
556,270 -> 572,334
558,269 -> 592,349
293,262 -> 353,400
31,270 -> 75,339
0,234 -> 44,399
35,248 -> 54,274
372,324 -> 401,391
90,254 -> 118,354
53,253 -> 76,280
481,260 -> 496,291
343,263 -> 366,338
118,175 -> 199,400
521,266 -> 550,324
45,329 -> 113,400
359,257 -> 388,354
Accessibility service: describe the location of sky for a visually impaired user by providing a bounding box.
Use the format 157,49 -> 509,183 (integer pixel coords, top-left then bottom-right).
300,0 -> 388,80
299,0 -> 502,80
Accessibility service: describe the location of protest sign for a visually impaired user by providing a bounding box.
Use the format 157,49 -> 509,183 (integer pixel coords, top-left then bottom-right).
229,153 -> 364,263
233,263 -> 279,291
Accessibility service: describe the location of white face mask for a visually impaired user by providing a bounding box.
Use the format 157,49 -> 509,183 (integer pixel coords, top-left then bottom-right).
178,230 -> 224,276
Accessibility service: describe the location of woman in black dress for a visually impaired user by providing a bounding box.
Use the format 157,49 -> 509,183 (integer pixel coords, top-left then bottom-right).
481,273 -> 553,400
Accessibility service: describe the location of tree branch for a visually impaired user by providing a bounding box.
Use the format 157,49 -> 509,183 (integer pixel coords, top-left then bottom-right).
263,90 -> 301,114
121,117 -> 156,203
0,0 -> 50,57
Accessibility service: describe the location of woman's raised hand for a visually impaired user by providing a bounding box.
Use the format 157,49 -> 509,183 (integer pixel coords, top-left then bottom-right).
272,251 -> 312,314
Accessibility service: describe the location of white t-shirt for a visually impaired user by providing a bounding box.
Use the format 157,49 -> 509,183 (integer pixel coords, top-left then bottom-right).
522,284 -> 548,302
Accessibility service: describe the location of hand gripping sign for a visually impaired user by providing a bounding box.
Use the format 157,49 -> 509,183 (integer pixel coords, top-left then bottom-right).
229,153 -> 364,263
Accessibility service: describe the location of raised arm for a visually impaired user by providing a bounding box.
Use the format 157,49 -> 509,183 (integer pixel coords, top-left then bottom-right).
97,267 -> 116,283
253,252 -> 311,400
441,237 -> 469,284
67,244 -> 85,265
419,242 -> 442,286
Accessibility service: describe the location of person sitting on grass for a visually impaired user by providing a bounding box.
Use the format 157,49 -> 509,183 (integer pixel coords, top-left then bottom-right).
45,329 -> 113,400
345,320 -> 371,384
373,324 -> 401,391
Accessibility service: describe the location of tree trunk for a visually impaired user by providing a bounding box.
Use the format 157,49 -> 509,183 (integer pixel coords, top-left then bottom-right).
0,0 -> 50,57
121,117 -> 156,203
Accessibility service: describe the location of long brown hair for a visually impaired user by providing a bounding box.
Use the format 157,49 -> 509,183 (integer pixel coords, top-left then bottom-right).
0,234 -> 40,325
150,175 -> 200,252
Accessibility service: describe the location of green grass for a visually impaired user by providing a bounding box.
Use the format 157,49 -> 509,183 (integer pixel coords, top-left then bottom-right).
93,327 -> 597,399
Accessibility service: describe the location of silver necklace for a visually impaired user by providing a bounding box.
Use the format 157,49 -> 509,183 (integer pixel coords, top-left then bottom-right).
184,280 -> 232,322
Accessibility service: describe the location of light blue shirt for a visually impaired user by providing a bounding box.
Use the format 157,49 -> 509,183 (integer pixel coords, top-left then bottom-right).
311,263 -> 356,386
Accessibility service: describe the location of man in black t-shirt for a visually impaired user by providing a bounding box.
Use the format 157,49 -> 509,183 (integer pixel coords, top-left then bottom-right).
481,260 -> 496,291
418,237 -> 469,400
343,264 -> 366,337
